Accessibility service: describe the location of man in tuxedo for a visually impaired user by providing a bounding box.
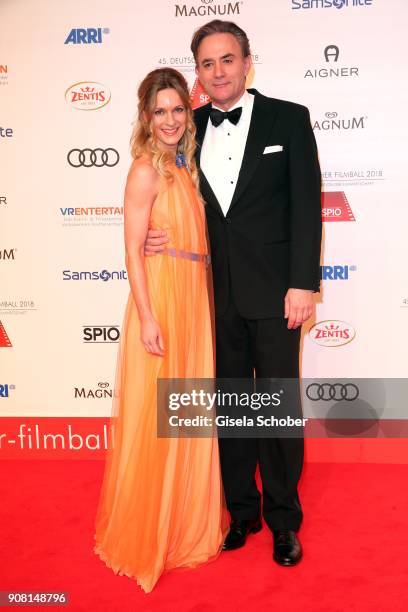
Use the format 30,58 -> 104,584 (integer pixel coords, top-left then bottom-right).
147,20 -> 322,566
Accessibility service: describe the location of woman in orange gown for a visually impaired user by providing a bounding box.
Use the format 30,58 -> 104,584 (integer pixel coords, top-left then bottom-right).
93,68 -> 228,593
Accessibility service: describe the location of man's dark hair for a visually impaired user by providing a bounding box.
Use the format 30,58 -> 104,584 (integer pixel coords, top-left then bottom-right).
191,20 -> 251,62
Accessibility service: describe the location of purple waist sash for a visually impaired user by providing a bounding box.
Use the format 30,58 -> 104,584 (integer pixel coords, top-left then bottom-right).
162,247 -> 211,266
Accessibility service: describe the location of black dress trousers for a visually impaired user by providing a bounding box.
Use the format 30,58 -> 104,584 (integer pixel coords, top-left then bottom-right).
215,297 -> 304,532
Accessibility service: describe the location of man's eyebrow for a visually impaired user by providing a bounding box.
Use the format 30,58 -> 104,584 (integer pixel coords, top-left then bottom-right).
200,53 -> 235,63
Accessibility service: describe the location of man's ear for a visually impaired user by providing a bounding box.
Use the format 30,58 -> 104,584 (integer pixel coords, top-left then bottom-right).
244,54 -> 252,77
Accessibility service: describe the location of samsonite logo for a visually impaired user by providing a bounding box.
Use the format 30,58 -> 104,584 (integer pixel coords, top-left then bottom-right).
65,82 -> 111,111
309,320 -> 356,347
64,28 -> 110,45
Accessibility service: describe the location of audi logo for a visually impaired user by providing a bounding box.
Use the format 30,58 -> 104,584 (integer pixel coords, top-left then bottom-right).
306,383 -> 359,402
67,148 -> 120,168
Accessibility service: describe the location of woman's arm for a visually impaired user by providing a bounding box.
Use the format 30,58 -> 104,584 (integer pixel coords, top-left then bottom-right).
124,160 -> 164,356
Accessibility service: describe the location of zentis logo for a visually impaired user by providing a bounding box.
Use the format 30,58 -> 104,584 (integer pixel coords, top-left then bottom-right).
309,320 -> 356,347
65,82 -> 111,110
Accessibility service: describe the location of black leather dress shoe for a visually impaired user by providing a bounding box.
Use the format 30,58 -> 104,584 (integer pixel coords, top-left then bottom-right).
222,518 -> 262,551
272,530 -> 302,566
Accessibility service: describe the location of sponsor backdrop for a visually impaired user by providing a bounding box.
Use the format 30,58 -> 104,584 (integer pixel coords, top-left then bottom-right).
1,0 -> 407,460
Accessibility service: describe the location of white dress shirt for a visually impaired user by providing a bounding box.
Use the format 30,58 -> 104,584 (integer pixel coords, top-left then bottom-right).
200,90 -> 255,216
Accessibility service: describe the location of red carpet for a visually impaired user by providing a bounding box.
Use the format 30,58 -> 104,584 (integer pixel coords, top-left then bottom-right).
1,460 -> 407,611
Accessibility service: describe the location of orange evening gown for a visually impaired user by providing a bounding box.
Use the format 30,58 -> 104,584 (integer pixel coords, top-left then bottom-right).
93,158 -> 229,593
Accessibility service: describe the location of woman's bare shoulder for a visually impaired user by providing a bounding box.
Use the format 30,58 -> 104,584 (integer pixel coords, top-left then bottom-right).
126,157 -> 160,195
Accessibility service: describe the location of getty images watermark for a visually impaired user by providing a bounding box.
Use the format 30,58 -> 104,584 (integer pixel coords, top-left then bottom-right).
157,378 -> 408,438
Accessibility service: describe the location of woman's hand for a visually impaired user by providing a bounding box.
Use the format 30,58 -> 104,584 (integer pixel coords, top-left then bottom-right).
140,317 -> 165,356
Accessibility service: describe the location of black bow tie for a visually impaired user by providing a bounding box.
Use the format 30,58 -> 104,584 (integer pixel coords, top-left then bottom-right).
210,106 -> 242,127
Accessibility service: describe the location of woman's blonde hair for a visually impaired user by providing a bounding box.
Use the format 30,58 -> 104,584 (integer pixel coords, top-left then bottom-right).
130,68 -> 199,188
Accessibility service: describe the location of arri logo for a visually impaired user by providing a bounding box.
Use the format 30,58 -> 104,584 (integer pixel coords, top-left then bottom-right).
65,82 -> 111,111
83,326 -> 120,343
0,384 -> 15,398
175,0 -> 242,18
64,28 -> 110,45
309,320 -> 356,347
320,265 -> 357,280
321,192 -> 355,222
292,0 -> 372,9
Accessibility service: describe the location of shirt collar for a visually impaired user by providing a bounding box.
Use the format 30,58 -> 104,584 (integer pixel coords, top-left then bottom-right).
211,90 -> 252,113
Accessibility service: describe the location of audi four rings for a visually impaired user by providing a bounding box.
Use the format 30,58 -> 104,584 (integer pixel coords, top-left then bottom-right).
67,148 -> 120,167
306,383 -> 359,401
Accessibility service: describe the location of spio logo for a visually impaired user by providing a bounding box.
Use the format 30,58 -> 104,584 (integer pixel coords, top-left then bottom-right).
67,148 -> 119,167
0,383 -> 15,398
83,326 -> 120,342
64,28 -> 110,45
309,320 -> 356,347
306,383 -> 359,401
0,321 -> 12,347
65,82 -> 111,111
63,269 -> 127,281
0,248 -> 16,260
321,192 -> 355,222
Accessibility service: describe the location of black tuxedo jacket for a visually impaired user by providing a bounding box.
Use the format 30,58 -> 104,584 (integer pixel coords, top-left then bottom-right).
194,88 -> 322,319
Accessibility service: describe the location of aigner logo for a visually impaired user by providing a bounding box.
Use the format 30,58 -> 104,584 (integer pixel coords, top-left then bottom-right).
304,45 -> 359,79
306,383 -> 359,401
67,148 -> 119,168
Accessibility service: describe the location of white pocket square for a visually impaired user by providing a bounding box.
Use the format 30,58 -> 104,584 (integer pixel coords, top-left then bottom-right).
263,145 -> 283,154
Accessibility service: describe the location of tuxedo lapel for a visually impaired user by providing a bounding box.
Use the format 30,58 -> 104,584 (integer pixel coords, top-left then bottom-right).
194,103 -> 224,217
228,89 -> 277,213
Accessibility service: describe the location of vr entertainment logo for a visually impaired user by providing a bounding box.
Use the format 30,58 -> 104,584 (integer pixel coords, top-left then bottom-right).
292,0 -> 372,9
